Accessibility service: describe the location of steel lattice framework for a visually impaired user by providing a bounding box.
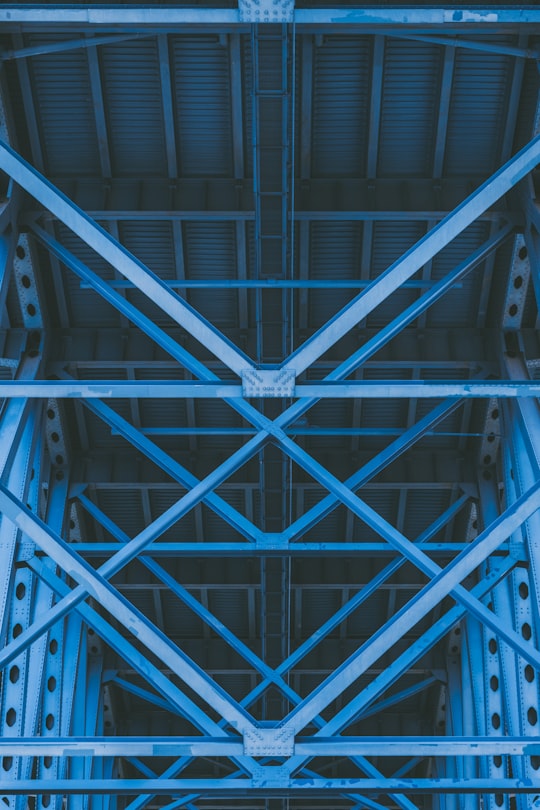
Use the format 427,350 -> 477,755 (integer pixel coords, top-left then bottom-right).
1,3 -> 540,810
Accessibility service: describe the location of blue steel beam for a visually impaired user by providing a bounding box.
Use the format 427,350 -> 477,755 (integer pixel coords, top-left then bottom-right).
76,495 -> 314,704
290,556 -> 519,743
3,380 -> 540,397
0,143 -> 253,376
254,557 -> 517,773
69,492 -> 439,810
266,560 -> 521,787
29,223 -> 238,387
2,737 -> 540,757
8,498 -> 516,796
107,677 -> 179,715
0,23 -> 532,800
284,397 -> 464,542
0,487 -> 259,734
1,777 -> 540,795
76,389 -> 460,553
239,495 -> 470,710
282,136 -> 540,376
79,279 -> 464,289
33,215 -> 505,550
355,676 -> 439,722
5,141 -> 520,392
75,495 -> 419,810
0,6 -> 540,24
83,496 -> 471,810
77,397 -> 263,542
67,542 -> 478,557
26,559 -> 275,799
0,34 -> 148,61
276,479 -> 540,734
26,556 -> 248,740
389,32 -> 540,59
113,428 -> 489,436
0,407 -> 45,810
0,415 -> 273,672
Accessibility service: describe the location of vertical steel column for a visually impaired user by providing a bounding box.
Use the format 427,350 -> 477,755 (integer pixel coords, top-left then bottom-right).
500,395 -> 540,809
468,472 -> 509,810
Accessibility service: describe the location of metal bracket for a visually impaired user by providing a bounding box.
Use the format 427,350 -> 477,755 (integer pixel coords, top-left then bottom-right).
251,766 -> 290,788
238,0 -> 294,23
241,369 -> 295,398
256,533 -> 288,550
243,727 -> 294,757
14,541 -> 36,562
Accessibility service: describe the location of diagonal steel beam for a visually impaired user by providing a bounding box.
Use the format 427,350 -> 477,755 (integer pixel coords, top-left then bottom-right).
0,141 -> 253,375
281,135 -> 540,376
77,493 -> 303,698
26,557 -> 229,737
240,494 -> 469,711
78,497 -> 425,810
82,387 -> 457,547
0,398 -> 468,691
76,494 -> 419,810
1,34 -> 147,61
282,556 -> 518,777
283,397 -> 463,541
31,223 -> 219,384
26,557 -> 262,788
0,427 -> 270,672
34,219 -> 507,558
275,478 -> 540,733
0,486 -> 258,734
78,396 -> 263,542
312,223 -> 511,383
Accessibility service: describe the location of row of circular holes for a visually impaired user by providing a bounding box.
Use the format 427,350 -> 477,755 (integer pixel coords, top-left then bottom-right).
468,408 -> 500,535
480,407 -> 499,477
15,246 -> 38,320
488,577 -> 537,805
46,408 -> 67,483
87,631 -> 112,729
4,585 -> 59,783
3,638 -> 58,800
0,366 -> 29,810
1,403 -> 69,783
506,245 -> 528,319
4,639 -> 111,767
47,408 -> 75,532
489,410 -> 537,804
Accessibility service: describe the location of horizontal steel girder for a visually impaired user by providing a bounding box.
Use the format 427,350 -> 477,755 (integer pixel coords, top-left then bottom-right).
36,176 -> 511,222
1,736 -> 540,757
1,380 -> 540,397
65,542 -> 486,557
1,6 -> 540,25
1,777 -> 540,795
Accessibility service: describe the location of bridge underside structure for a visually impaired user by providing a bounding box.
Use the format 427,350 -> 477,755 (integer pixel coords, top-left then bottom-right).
2,3 -> 540,809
